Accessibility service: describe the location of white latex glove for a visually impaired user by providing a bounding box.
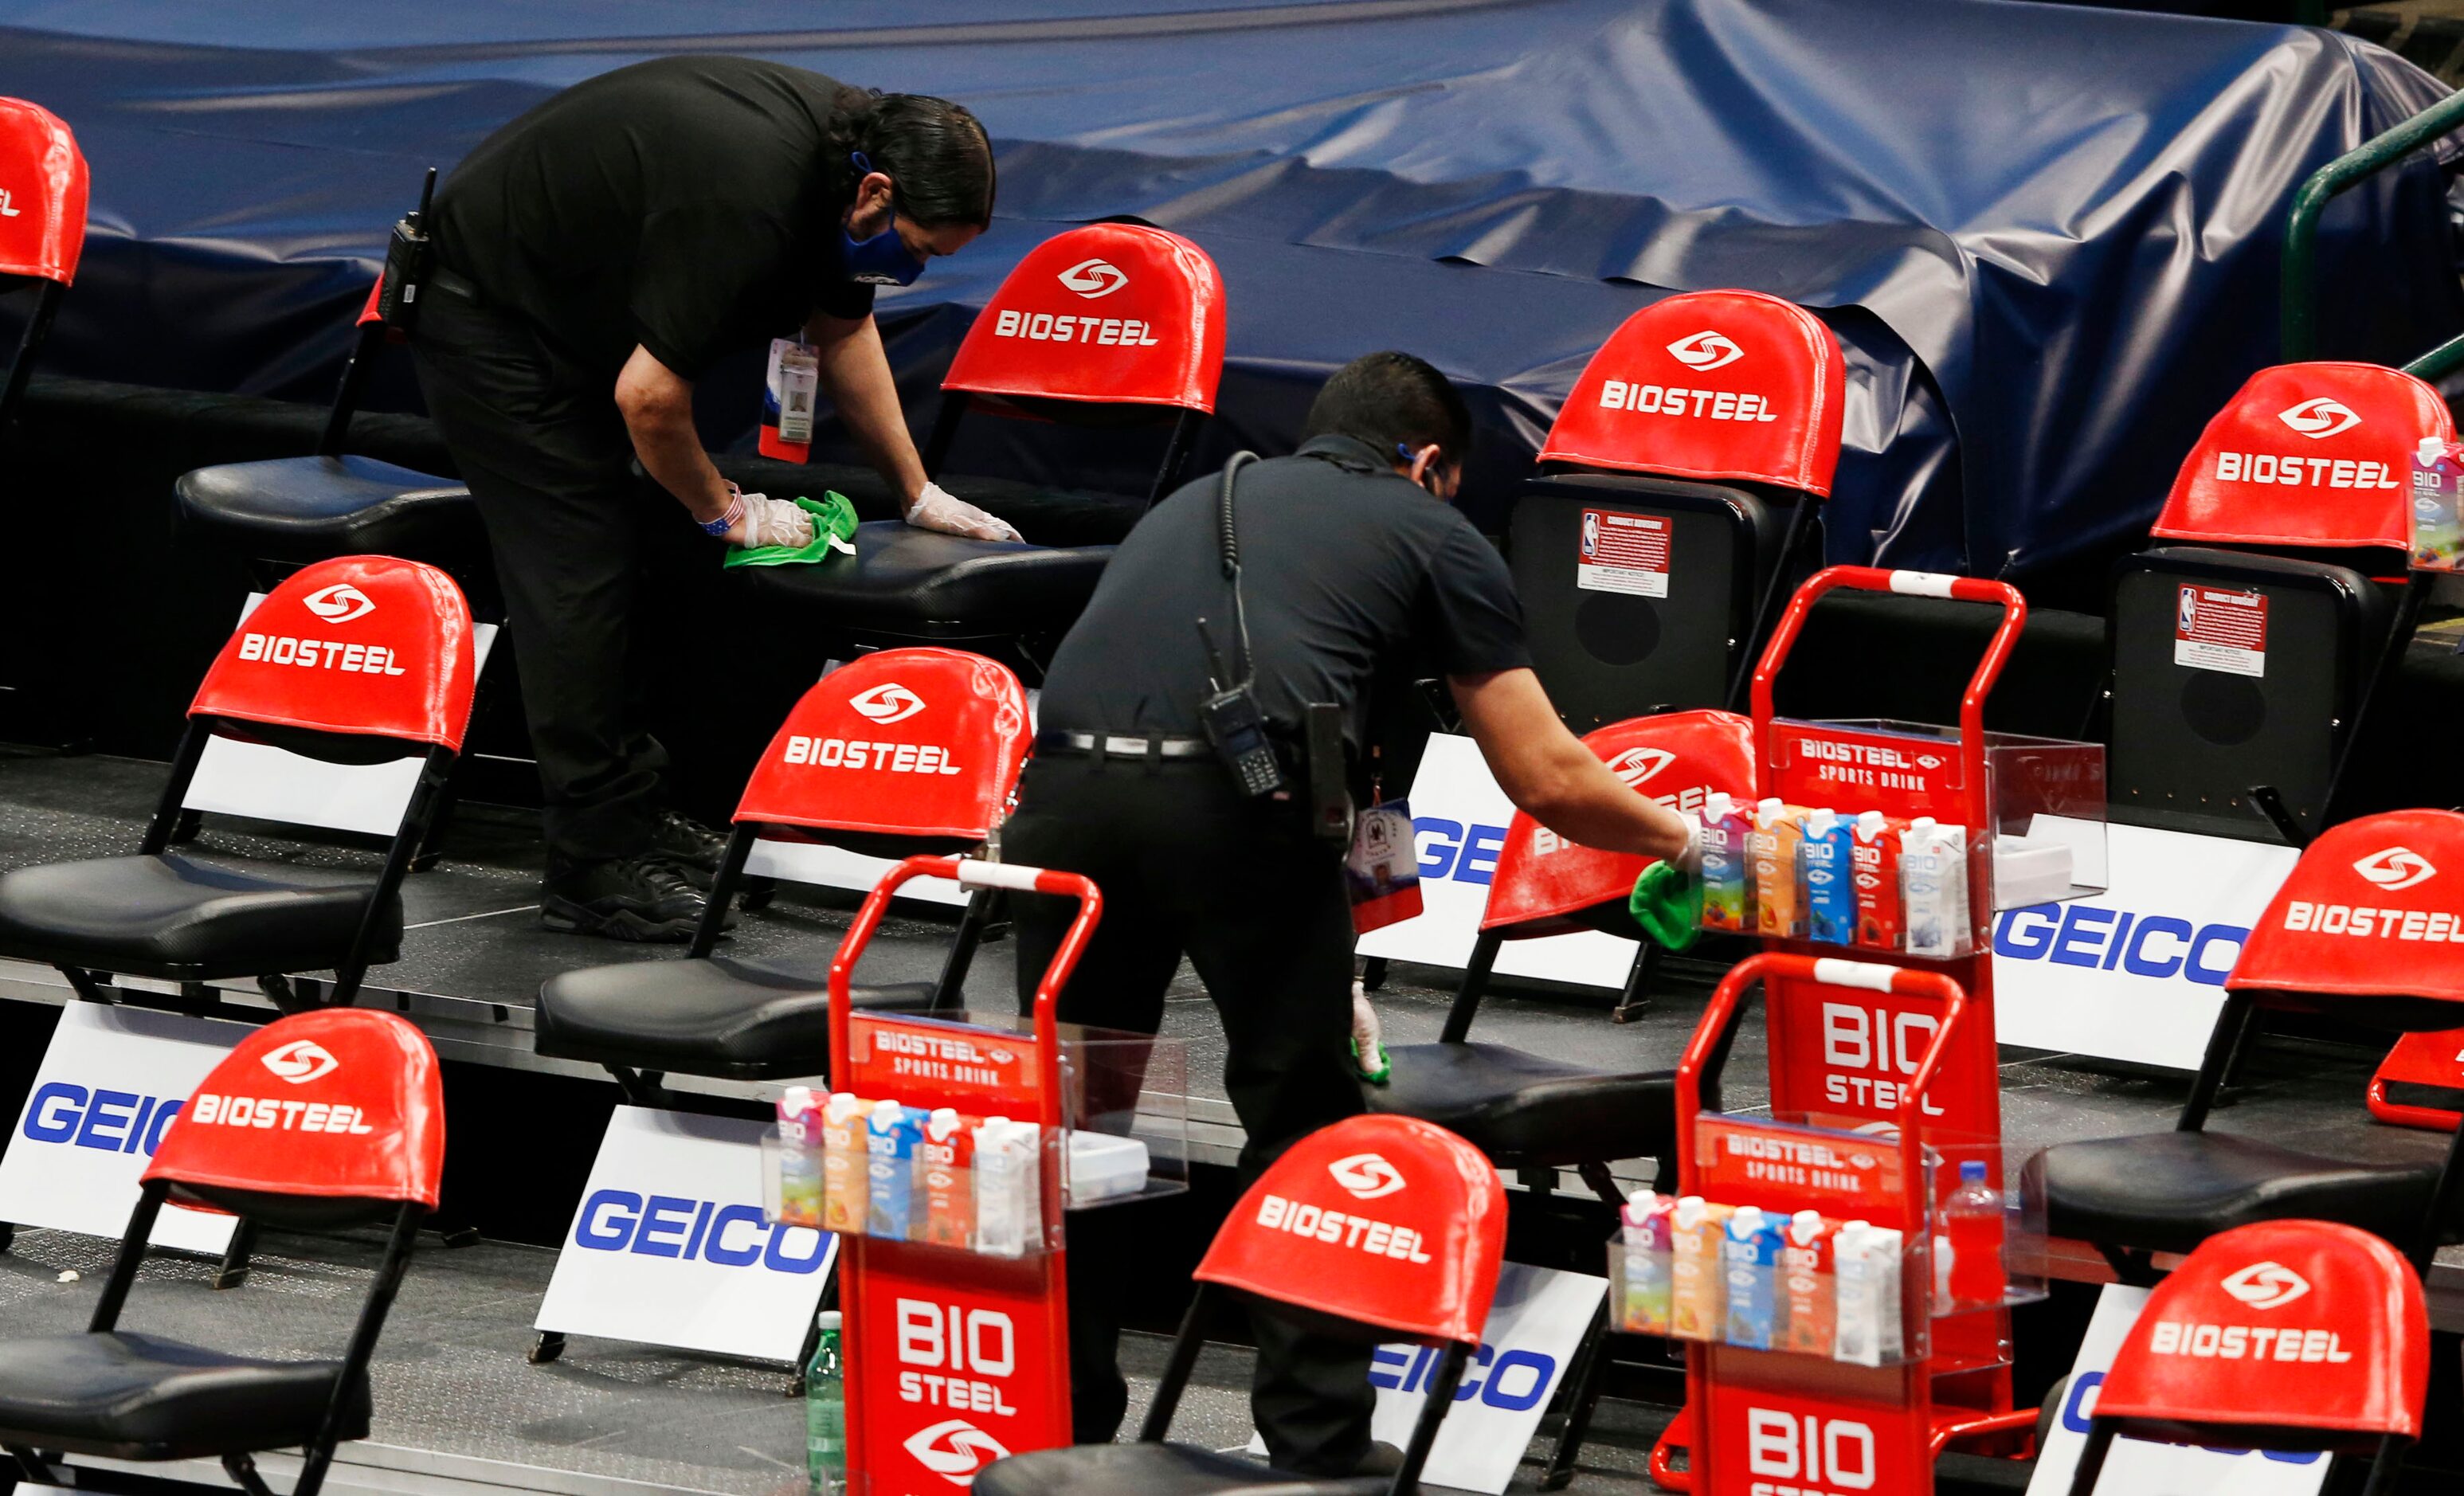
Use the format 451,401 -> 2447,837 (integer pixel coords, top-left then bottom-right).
1670,812 -> 1704,876
735,492 -> 815,550
906,480 -> 1023,542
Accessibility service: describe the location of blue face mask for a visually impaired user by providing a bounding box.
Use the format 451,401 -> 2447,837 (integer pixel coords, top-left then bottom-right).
843,151 -> 928,287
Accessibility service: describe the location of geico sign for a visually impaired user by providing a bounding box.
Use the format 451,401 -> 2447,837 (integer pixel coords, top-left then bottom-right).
237,634 -> 409,676
18,1083 -> 185,1155
1254,1192 -> 1433,1263
572,1189 -> 828,1273
990,309 -> 1162,347
1370,1339 -> 1557,1411
782,736 -> 964,776
2209,452 -> 2400,490
1994,905 -> 2245,985
1596,381 -> 1780,423
2281,901 -> 2464,944
2146,1319 -> 2354,1364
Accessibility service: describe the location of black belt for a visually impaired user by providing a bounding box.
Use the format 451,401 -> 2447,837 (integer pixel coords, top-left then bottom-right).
1035,730 -> 1212,762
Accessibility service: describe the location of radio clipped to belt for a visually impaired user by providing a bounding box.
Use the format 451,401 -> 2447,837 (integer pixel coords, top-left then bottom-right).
376,167 -> 439,333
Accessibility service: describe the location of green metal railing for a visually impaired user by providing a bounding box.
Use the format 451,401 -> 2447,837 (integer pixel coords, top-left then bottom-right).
2281,88 -> 2464,378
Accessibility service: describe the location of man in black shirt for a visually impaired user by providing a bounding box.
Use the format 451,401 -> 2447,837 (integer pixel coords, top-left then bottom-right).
1009,353 -> 1697,1473
413,56 -> 1016,938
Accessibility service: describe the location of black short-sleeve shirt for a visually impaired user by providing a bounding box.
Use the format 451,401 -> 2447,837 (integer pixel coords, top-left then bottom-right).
1038,435 -> 1530,750
431,55 -> 876,382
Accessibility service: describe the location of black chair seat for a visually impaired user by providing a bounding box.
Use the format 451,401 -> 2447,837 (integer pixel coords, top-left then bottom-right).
737,521 -> 1114,637
177,456 -> 476,561
535,954 -> 938,1079
0,1332 -> 368,1461
0,855 -> 399,981
2025,1131 -> 2446,1257
1365,1042 -> 1676,1168
975,1442 -> 1386,1496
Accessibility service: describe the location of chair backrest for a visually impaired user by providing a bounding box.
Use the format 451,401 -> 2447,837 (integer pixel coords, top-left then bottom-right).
2227,809 -> 2464,1030
2092,1220 -> 2425,1453
1538,289 -> 1845,497
1482,709 -> 1757,937
0,96 -> 87,288
187,554 -> 478,759
940,222 -> 1225,416
2149,362 -> 2447,561
734,648 -> 1031,843
144,1008 -> 445,1222
1196,1114 -> 1503,1345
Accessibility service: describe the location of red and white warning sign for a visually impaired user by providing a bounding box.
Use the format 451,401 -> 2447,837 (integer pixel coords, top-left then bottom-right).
1576,509 -> 1671,598
2173,585 -> 2267,678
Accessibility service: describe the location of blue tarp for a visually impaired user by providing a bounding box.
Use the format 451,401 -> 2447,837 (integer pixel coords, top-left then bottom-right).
0,0 -> 2454,577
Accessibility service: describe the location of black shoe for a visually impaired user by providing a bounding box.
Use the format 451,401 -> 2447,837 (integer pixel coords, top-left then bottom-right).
649,809 -> 730,887
1350,1443 -> 1405,1478
540,856 -> 707,942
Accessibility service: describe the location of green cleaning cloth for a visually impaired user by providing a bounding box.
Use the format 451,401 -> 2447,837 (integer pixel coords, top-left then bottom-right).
1629,862 -> 1704,953
721,493 -> 860,568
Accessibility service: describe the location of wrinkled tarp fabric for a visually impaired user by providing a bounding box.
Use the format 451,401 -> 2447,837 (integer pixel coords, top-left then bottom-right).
0,0 -> 2453,577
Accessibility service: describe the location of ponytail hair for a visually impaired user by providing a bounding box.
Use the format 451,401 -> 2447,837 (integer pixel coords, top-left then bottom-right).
831,89 -> 997,230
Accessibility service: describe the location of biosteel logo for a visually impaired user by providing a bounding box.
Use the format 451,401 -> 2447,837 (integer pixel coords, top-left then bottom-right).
2275,397 -> 2361,440
300,584 -> 376,624
260,1040 -> 340,1085
1327,1153 -> 1407,1200
848,682 -> 926,725
2353,846 -> 2437,892
903,1419 -> 1010,1486
1056,258 -> 1128,299
1604,747 -> 1675,788
1665,330 -> 1743,372
2220,1260 -> 2310,1310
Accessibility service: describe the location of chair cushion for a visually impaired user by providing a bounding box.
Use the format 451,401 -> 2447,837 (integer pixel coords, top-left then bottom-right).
736,521 -> 1114,636
975,1442 -> 1387,1496
2025,1130 -> 2447,1258
176,456 -> 476,562
0,1332 -> 368,1460
1365,1042 -> 1676,1168
535,953 -> 938,1079
0,855 -> 399,981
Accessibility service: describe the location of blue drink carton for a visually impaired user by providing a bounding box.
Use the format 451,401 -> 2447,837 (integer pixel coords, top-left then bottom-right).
1722,1205 -> 1785,1351
864,1101 -> 926,1241
1801,809 -> 1857,946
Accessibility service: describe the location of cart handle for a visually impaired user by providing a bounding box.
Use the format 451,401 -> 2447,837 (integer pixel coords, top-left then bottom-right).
1674,954 -> 1968,1220
2366,1075 -> 2462,1134
1749,566 -> 2027,749
829,856 -> 1103,1117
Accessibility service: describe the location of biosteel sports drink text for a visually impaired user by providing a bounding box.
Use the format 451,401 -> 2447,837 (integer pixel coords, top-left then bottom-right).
1751,801 -> 1810,940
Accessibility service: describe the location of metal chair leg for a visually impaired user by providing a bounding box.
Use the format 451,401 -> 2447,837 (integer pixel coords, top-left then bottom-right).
213,1218 -> 257,1290
529,1330 -> 566,1365
1541,1306 -> 1614,1491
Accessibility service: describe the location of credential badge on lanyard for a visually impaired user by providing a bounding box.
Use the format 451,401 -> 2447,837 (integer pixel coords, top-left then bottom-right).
761,338 -> 821,460
1347,797 -> 1424,935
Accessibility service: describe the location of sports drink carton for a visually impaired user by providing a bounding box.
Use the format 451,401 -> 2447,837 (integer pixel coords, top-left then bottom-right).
864,1102 -> 926,1241
2413,437 -> 2464,572
1670,1196 -> 1735,1341
1721,1206 -> 1785,1350
1850,811 -> 1905,952
1833,1220 -> 1906,1367
919,1108 -> 978,1250
1698,793 -> 1755,933
1900,818 -> 1971,959
973,1117 -> 1042,1258
1780,1210 -> 1838,1356
820,1093 -> 871,1236
774,1086 -> 825,1228
1801,809 -> 1856,946
1620,1190 -> 1677,1334
1750,801 -> 1810,940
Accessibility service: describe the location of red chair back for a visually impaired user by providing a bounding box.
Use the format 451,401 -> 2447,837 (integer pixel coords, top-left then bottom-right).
2094,1220 -> 2426,1450
2149,362 -> 2446,556
2229,809 -> 2464,1015
941,223 -> 1225,414
1196,1114 -> 1503,1345
734,648 -> 1030,840
188,554 -> 478,754
145,1009 -> 445,1213
1538,289 -> 1845,497
0,96 -> 86,285
1482,709 -> 1757,936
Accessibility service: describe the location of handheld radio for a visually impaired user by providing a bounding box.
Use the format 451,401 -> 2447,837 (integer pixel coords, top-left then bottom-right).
1197,452 -> 1287,797
377,167 -> 439,332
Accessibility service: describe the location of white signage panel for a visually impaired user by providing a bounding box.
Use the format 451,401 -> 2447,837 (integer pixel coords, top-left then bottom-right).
536,1106 -> 836,1363
1993,820 -> 2298,1069
183,593 -> 500,838
0,1003 -> 245,1252
1250,1262 -> 1605,1494
1356,734 -> 1636,989
2026,1284 -> 2329,1496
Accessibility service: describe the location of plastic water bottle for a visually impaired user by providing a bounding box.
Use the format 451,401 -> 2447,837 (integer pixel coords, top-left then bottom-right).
1942,1161 -> 2005,1310
805,1310 -> 845,1495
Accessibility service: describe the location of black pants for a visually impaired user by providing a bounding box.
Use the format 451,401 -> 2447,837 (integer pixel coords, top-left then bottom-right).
409,280 -> 697,867
1004,754 -> 1373,1474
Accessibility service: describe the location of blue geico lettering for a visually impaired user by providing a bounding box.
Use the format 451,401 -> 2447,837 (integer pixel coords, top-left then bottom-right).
1369,1342 -> 1554,1411
2060,1372 -> 2317,1463
1993,905 -> 2243,986
19,1083 -> 184,1156
573,1189 -> 827,1274
1413,819 -> 1510,887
